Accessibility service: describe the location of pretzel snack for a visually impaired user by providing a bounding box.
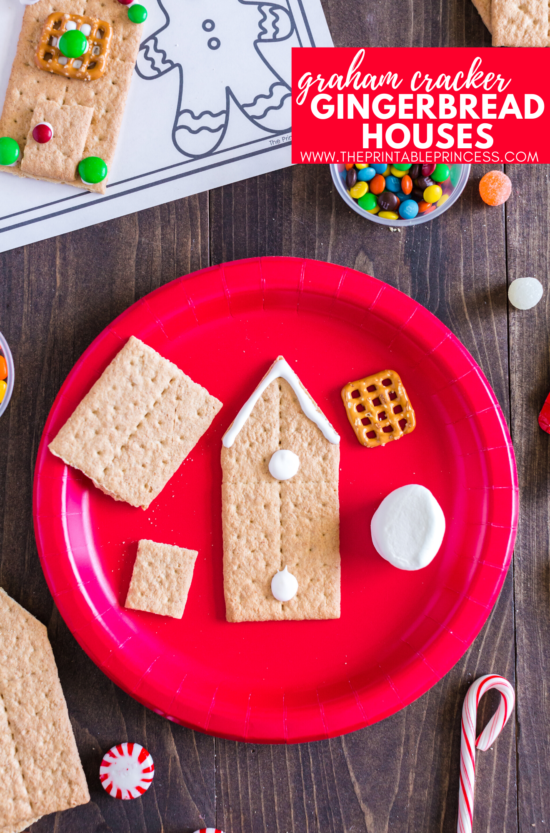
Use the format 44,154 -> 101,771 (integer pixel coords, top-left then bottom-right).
341,369 -> 416,447
35,12 -> 112,82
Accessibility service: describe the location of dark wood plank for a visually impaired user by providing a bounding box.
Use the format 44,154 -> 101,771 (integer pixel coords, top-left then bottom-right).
505,163 -> 550,833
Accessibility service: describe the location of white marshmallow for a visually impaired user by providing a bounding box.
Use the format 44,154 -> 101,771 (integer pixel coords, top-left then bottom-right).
268,449 -> 299,481
371,484 -> 445,571
508,277 -> 543,310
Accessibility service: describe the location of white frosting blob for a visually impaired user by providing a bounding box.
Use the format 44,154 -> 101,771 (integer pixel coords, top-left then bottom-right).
80,23 -> 92,36
508,277 -> 543,310
268,449 -> 299,481
271,566 -> 298,602
65,20 -> 77,30
371,484 -> 445,571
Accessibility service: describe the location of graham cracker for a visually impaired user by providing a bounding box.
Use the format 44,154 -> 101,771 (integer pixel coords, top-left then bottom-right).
49,336 -> 223,509
0,588 -> 89,833
492,0 -> 548,44
472,0 -> 493,31
0,0 -> 144,193
125,539 -> 198,618
221,374 -> 340,623
20,100 -> 93,181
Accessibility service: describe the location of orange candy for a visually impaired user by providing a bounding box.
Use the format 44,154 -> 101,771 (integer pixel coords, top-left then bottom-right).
370,174 -> 386,195
0,356 -> 6,381
418,201 -> 435,214
479,171 -> 512,206
345,163 -> 355,171
401,175 -> 412,195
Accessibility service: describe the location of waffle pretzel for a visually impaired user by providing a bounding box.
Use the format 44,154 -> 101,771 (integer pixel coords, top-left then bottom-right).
341,369 -> 416,448
35,12 -> 112,81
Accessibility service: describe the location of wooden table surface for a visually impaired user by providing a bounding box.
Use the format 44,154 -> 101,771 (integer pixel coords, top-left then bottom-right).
1,2 -> 549,831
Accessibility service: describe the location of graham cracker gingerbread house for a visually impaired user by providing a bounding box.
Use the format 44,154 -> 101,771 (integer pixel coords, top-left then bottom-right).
0,0 -> 145,193
221,357 -> 341,623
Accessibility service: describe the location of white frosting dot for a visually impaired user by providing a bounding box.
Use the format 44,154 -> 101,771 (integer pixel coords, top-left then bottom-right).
79,23 -> 92,36
271,566 -> 298,602
508,277 -> 543,310
65,20 -> 77,30
268,449 -> 299,481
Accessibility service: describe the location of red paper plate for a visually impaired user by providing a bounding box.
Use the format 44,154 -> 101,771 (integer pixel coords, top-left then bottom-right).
33,258 -> 518,744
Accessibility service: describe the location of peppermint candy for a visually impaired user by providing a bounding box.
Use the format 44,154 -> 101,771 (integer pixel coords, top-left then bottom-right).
100,742 -> 155,800
194,829 -> 225,833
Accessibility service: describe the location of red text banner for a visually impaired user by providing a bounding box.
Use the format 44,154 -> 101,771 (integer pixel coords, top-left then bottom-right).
292,48 -> 550,164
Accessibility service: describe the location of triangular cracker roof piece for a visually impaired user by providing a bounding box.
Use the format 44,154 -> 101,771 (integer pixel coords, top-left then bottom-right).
222,356 -> 340,448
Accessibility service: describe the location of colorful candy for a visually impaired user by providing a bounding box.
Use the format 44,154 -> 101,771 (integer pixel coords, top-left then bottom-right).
100,743 -> 154,800
78,156 -> 108,184
479,170 -> 512,206
0,341 -> 11,411
539,391 -> 550,434
0,137 -> 19,167
58,29 -> 88,58
343,160 -> 464,221
128,4 -> 148,22
32,122 -> 53,144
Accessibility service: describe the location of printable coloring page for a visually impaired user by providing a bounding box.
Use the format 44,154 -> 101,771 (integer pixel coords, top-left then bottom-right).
0,0 -> 332,253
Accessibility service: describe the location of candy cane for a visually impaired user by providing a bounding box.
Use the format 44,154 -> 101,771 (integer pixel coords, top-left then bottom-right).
458,674 -> 515,833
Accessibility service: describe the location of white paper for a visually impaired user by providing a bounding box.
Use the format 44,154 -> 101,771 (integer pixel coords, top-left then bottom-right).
0,0 -> 332,253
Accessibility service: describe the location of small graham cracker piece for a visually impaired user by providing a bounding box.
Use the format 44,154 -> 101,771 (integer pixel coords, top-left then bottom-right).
0,0 -> 144,192
0,588 -> 89,833
125,540 -> 198,618
492,0 -> 548,44
20,100 -> 93,181
221,366 -> 340,623
49,336 -> 223,509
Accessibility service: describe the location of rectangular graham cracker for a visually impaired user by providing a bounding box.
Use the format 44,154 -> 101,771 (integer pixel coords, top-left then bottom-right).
125,539 -> 199,618
221,375 -> 340,622
20,100 -> 93,181
492,0 -> 548,44
0,588 -> 89,833
472,0 -> 493,31
49,336 -> 223,509
0,0 -> 144,193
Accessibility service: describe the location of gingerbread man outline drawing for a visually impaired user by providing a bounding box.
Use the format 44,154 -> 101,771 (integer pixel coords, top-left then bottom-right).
135,0 -> 298,159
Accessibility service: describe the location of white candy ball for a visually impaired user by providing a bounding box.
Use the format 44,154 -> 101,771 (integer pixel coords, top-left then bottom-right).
508,277 -> 543,310
268,449 -> 300,481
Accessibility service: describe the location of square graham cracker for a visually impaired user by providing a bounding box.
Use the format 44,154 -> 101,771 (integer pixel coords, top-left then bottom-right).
221,376 -> 340,623
49,336 -> 223,509
492,0 -> 548,44
125,540 -> 198,618
0,588 -> 89,833
0,0 -> 144,193
20,100 -> 93,181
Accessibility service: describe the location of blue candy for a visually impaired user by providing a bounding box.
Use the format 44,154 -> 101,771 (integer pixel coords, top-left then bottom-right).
399,199 -> 419,219
396,191 -> 410,203
371,163 -> 387,174
385,175 -> 401,193
357,167 -> 376,182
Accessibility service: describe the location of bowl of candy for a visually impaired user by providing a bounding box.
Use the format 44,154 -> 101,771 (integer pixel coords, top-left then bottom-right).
0,332 -> 14,419
331,162 -> 470,226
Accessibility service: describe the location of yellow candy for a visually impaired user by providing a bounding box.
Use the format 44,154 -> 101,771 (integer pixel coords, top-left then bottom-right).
390,166 -> 407,178
382,165 -> 391,176
424,185 -> 443,204
355,163 -> 367,169
378,211 -> 399,220
0,380 -> 6,404
437,194 -> 450,208
349,181 -> 368,199
367,205 -> 380,214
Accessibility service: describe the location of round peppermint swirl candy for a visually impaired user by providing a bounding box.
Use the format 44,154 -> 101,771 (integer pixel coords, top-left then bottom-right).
194,829 -> 226,833
100,742 -> 154,800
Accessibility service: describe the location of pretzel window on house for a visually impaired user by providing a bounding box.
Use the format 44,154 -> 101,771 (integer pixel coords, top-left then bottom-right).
35,12 -> 112,81
341,369 -> 416,447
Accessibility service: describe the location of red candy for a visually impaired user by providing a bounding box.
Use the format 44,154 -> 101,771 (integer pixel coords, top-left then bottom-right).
421,163 -> 436,177
32,122 -> 53,144
539,392 -> 550,434
117,0 -> 134,4
479,171 -> 512,206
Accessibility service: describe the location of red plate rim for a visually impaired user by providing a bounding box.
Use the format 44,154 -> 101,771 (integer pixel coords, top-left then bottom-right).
33,257 -> 518,743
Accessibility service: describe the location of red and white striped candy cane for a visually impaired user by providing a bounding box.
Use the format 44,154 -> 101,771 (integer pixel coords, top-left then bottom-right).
458,674 -> 515,833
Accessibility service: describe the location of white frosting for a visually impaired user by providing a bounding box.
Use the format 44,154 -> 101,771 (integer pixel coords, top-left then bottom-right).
65,20 -> 77,30
508,277 -> 543,310
269,449 -> 299,481
80,23 -> 92,36
371,484 -> 445,571
271,566 -> 298,602
222,357 -> 340,448
58,56 -> 68,65
73,59 -> 83,69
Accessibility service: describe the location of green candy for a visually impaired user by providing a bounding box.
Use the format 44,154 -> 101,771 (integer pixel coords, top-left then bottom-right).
58,29 -> 88,58
128,4 -> 148,23
393,163 -> 412,171
450,165 -> 461,187
78,156 -> 108,184
432,163 -> 450,183
358,192 -> 378,212
0,137 -> 19,167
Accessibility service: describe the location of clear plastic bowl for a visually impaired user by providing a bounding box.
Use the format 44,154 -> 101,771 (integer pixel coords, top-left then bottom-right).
330,163 -> 471,227
0,332 -> 14,419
